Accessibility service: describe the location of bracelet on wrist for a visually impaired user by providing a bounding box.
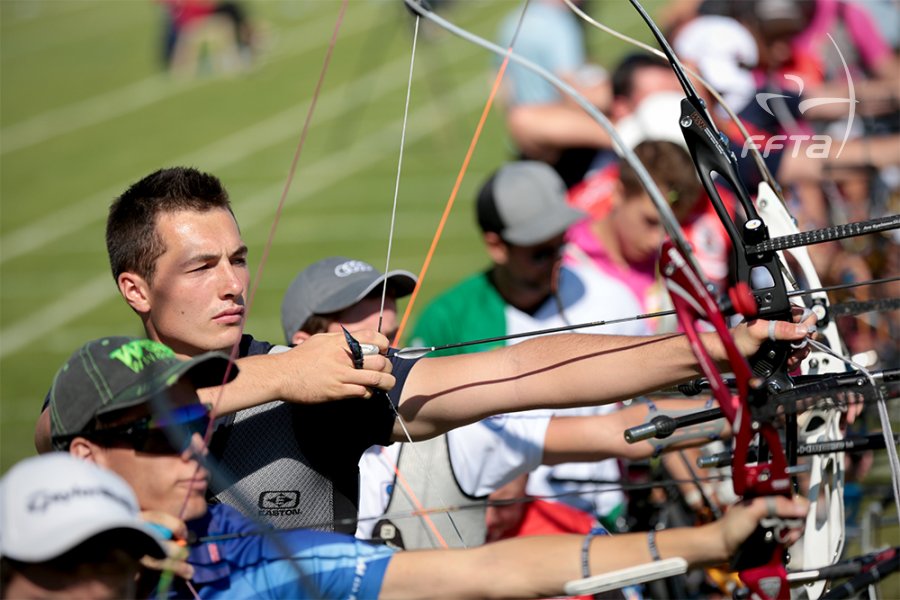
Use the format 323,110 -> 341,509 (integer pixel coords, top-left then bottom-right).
581,525 -> 609,578
648,529 -> 662,562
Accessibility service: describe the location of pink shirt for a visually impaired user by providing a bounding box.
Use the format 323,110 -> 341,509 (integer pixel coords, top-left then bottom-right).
565,219 -> 658,311
793,0 -> 891,78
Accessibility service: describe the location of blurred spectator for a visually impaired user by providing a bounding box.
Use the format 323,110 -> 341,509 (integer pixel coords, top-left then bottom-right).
496,0 -> 613,187
583,52 -> 684,175
573,56 -> 733,292
0,453 -> 166,599
673,13 -> 900,187
159,0 -> 256,75
566,138 -> 706,326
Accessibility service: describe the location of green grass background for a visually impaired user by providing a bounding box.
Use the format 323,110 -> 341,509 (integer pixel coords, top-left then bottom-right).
0,0 -> 662,471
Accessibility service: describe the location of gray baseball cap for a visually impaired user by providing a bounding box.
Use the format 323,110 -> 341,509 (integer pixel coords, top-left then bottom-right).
476,161 -> 586,245
281,257 -> 417,342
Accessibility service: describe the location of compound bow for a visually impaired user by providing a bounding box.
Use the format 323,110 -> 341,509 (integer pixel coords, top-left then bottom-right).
401,0 -> 900,597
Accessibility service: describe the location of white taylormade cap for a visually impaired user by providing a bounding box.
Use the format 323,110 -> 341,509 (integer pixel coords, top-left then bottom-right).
0,453 -> 166,562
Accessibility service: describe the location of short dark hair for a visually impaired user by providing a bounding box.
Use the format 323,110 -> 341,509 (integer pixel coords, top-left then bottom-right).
610,52 -> 670,100
106,167 -> 234,284
298,314 -> 333,336
619,141 -> 701,221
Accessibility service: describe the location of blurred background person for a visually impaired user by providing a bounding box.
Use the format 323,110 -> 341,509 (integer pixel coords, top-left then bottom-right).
496,0 -> 613,188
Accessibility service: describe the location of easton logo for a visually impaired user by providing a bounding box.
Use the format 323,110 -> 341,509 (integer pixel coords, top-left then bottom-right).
259,490 -> 299,509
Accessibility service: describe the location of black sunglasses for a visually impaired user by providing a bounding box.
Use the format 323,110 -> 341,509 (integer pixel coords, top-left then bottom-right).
522,241 -> 566,264
86,403 -> 211,455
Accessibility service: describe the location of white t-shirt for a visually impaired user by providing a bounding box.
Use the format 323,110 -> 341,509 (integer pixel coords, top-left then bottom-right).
505,262 -> 647,517
356,412 -> 551,539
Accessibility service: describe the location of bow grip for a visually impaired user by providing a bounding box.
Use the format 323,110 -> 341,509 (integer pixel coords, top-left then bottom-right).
678,99 -> 796,391
731,532 -> 790,600
678,101 -> 791,315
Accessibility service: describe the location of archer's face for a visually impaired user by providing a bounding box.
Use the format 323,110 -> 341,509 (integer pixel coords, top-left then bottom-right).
613,66 -> 681,119
88,383 -> 211,522
4,565 -> 138,600
327,296 -> 399,342
612,193 -> 666,265
502,234 -> 566,304
143,208 -> 249,355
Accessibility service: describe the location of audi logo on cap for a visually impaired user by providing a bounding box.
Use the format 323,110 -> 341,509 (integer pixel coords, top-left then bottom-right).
334,260 -> 374,278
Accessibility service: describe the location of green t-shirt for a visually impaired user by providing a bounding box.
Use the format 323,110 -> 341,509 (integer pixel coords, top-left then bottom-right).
408,272 -> 507,357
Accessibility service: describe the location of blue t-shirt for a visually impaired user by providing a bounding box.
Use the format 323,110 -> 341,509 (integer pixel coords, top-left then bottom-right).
172,504 -> 395,599
497,2 -> 585,105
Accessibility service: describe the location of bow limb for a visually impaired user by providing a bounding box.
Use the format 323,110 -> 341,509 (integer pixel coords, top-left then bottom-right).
661,243 -> 792,600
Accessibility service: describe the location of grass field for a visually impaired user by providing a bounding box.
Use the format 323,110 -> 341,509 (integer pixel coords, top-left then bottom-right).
0,0 -> 665,471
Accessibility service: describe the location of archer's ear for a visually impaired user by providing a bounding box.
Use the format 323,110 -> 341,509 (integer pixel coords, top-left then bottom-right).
118,271 -> 151,314
610,180 -> 627,209
291,330 -> 311,345
69,437 -> 102,464
483,232 -> 509,266
610,96 -> 633,123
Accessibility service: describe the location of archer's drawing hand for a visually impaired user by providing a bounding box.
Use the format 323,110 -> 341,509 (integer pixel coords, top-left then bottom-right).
278,330 -> 394,403
139,510 -> 194,581
713,496 -> 808,562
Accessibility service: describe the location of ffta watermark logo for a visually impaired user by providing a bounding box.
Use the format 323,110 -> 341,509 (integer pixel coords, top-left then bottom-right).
741,34 -> 857,160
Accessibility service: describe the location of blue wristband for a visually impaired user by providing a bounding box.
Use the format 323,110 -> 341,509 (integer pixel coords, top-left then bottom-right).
647,529 -> 661,561
581,525 -> 609,578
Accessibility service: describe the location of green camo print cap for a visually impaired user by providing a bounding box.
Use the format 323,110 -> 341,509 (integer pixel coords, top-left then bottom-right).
49,336 -> 235,448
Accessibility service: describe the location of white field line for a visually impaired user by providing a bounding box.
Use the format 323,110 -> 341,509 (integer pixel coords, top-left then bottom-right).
0,33 -> 477,265
0,5 -> 372,155
0,69 -> 489,358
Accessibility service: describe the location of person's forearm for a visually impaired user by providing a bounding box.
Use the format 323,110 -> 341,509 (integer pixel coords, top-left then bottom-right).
398,319 -> 811,441
197,354 -> 288,415
506,333 -> 703,407
507,104 -> 612,157
381,526 -> 726,599
200,337 -> 394,415
399,333 -> 702,439
541,399 -> 729,464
